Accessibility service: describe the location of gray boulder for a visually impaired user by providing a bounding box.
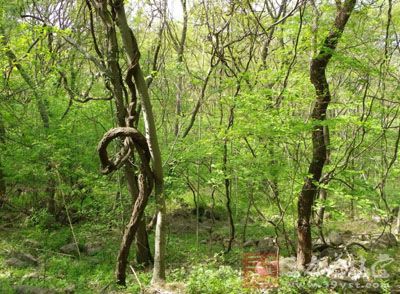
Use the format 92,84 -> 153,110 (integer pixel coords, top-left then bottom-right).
22,272 -> 41,281
60,243 -> 86,255
327,231 -> 343,245
5,252 -> 39,268
279,256 -> 297,274
243,239 -> 258,248
14,285 -> 56,294
327,230 -> 352,246
257,237 -> 276,253
5,258 -> 28,268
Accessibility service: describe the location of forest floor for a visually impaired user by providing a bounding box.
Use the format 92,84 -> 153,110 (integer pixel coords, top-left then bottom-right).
0,206 -> 399,293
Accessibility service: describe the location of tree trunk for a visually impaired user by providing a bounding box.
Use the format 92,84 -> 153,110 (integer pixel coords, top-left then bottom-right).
91,1 -> 155,284
125,166 -> 152,267
174,0 -> 188,136
115,170 -> 153,285
297,0 -> 356,269
111,2 -> 166,284
125,164 -> 153,266
134,64 -> 166,285
316,188 -> 327,227
316,125 -> 330,228
97,127 -> 153,286
223,139 -> 235,253
223,102 -> 236,253
0,114 -> 5,207
135,217 -> 153,265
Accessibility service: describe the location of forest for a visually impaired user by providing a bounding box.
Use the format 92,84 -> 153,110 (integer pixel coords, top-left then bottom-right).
0,0 -> 399,293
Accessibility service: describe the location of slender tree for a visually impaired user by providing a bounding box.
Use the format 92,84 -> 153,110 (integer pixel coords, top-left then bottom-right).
0,113 -> 5,207
297,0 -> 356,268
172,0 -> 188,136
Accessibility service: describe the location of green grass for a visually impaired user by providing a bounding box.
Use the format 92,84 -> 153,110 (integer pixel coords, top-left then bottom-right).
0,204 -> 399,293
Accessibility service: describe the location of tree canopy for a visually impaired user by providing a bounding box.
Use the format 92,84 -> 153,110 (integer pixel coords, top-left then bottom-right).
0,0 -> 399,293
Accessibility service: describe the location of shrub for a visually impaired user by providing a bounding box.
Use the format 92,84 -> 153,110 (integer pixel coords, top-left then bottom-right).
187,265 -> 246,294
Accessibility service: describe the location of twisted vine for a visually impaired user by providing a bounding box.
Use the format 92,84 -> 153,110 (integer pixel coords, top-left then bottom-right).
97,126 -> 154,285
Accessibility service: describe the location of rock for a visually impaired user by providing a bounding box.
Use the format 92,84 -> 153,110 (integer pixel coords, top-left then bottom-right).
376,232 -> 397,248
60,243 -> 86,255
317,257 -> 329,270
243,240 -> 258,248
372,215 -> 390,225
304,255 -> 319,272
279,256 -> 296,274
5,252 -> 39,268
372,215 -> 382,224
327,230 -> 352,246
257,237 -> 276,253
328,231 -> 343,245
305,253 -> 370,282
320,247 -> 341,260
14,253 -> 39,266
22,272 -> 40,281
14,285 -> 56,294
341,230 -> 353,242
6,258 -> 28,268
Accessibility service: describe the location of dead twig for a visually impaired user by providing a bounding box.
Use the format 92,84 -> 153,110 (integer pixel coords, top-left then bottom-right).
130,265 -> 144,293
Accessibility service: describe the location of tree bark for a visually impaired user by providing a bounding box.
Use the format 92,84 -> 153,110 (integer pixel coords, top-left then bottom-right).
223,138 -> 235,253
297,0 -> 356,269
316,125 -> 330,228
135,217 -> 153,265
174,0 -> 188,136
0,114 -> 5,207
115,169 -> 153,284
125,164 -> 153,266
